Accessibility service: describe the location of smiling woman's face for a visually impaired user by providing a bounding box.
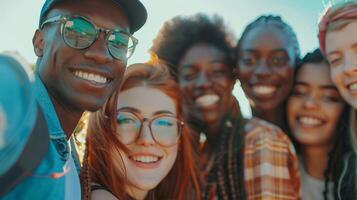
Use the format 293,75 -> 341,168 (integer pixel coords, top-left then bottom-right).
177,43 -> 235,126
325,21 -> 357,109
114,86 -> 178,199
287,62 -> 345,146
238,26 -> 295,112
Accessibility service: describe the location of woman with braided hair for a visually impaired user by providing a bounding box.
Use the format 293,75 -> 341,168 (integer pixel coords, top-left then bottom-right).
150,13 -> 300,200
236,15 -> 301,133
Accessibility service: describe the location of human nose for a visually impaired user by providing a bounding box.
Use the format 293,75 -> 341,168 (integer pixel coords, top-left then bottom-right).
136,120 -> 155,146
302,94 -> 319,110
195,72 -> 213,89
254,60 -> 272,78
84,32 -> 113,64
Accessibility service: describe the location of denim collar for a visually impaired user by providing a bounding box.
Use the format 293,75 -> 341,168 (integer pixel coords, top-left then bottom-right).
33,75 -> 65,139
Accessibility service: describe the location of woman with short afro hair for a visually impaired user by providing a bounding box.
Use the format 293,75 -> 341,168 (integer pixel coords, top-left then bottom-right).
150,13 -> 300,200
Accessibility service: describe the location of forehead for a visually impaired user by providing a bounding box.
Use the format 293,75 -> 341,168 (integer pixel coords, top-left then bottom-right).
47,0 -> 129,30
297,62 -> 332,85
117,86 -> 177,116
325,21 -> 357,54
241,26 -> 291,51
179,43 -> 226,66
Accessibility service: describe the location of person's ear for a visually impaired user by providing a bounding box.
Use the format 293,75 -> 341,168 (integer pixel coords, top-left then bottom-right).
33,29 -> 44,57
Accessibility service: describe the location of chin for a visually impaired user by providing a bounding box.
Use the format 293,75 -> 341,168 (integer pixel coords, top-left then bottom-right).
345,96 -> 357,109
136,182 -> 159,191
76,99 -> 107,112
200,114 -> 221,125
255,101 -> 282,113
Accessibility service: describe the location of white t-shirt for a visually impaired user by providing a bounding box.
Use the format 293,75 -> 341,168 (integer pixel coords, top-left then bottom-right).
300,162 -> 334,200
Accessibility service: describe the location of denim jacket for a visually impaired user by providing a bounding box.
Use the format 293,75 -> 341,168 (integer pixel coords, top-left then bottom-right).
2,75 -> 80,200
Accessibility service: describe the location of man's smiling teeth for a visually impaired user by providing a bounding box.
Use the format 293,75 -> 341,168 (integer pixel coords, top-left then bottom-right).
74,70 -> 107,84
348,83 -> 357,90
298,116 -> 323,126
131,155 -> 160,163
195,94 -> 219,107
252,85 -> 277,95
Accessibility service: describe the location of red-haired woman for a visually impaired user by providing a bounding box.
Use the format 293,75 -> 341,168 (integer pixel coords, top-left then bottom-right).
81,62 -> 200,200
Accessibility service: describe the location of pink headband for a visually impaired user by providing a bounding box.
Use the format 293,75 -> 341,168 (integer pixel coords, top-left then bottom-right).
318,3 -> 357,55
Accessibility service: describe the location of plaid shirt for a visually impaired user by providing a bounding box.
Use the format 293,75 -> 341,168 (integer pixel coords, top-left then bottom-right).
244,118 -> 300,200
202,118 -> 300,200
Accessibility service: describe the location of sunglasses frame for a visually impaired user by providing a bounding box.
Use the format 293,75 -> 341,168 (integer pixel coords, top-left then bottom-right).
116,111 -> 185,147
40,15 -> 138,60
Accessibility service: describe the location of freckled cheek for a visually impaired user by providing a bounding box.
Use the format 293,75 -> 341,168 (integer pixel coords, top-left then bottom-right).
326,104 -> 345,124
330,69 -> 343,89
163,146 -> 178,165
277,66 -> 294,80
287,98 -> 299,122
277,68 -> 294,92
216,77 -> 233,88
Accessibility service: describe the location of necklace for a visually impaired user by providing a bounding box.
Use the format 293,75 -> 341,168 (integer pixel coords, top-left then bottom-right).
202,115 -> 246,200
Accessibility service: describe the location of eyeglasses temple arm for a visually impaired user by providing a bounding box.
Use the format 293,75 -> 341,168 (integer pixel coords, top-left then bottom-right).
40,15 -> 63,29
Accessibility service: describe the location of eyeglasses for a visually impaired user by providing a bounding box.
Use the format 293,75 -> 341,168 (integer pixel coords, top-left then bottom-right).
40,15 -> 138,61
116,111 -> 184,147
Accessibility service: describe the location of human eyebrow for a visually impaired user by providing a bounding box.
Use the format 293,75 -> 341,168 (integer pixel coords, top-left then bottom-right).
210,58 -> 226,63
179,63 -> 196,70
240,49 -> 258,54
270,49 -> 289,55
153,110 -> 175,116
320,85 -> 338,91
294,81 -> 308,86
326,49 -> 341,58
116,107 -> 140,113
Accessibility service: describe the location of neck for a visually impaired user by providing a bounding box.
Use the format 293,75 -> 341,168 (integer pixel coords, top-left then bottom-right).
50,96 -> 83,140
253,106 -> 284,128
301,144 -> 333,180
126,186 -> 148,200
206,121 -> 222,146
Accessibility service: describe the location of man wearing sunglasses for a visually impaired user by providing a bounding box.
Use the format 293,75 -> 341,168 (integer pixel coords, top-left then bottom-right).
1,0 -> 147,199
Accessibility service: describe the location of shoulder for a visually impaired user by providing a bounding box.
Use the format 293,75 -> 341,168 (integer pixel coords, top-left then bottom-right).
338,152 -> 357,199
91,183 -> 118,200
243,118 -> 295,154
91,189 -> 118,200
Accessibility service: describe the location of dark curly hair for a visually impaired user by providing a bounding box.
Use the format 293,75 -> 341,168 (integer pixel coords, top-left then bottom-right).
150,13 -> 236,77
236,15 -> 300,66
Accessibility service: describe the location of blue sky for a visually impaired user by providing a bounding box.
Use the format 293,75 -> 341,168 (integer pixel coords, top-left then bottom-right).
0,0 -> 333,117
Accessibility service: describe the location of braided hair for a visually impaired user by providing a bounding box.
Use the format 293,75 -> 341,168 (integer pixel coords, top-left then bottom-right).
236,15 -> 300,66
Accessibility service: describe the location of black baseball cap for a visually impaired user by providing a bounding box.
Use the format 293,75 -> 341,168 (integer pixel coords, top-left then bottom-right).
39,0 -> 147,33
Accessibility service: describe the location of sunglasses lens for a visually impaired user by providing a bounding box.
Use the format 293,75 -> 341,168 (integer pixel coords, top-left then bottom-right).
62,17 -> 96,49
108,31 -> 136,60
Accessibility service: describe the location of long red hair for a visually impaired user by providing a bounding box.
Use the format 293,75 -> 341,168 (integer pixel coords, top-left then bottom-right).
81,61 -> 201,200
